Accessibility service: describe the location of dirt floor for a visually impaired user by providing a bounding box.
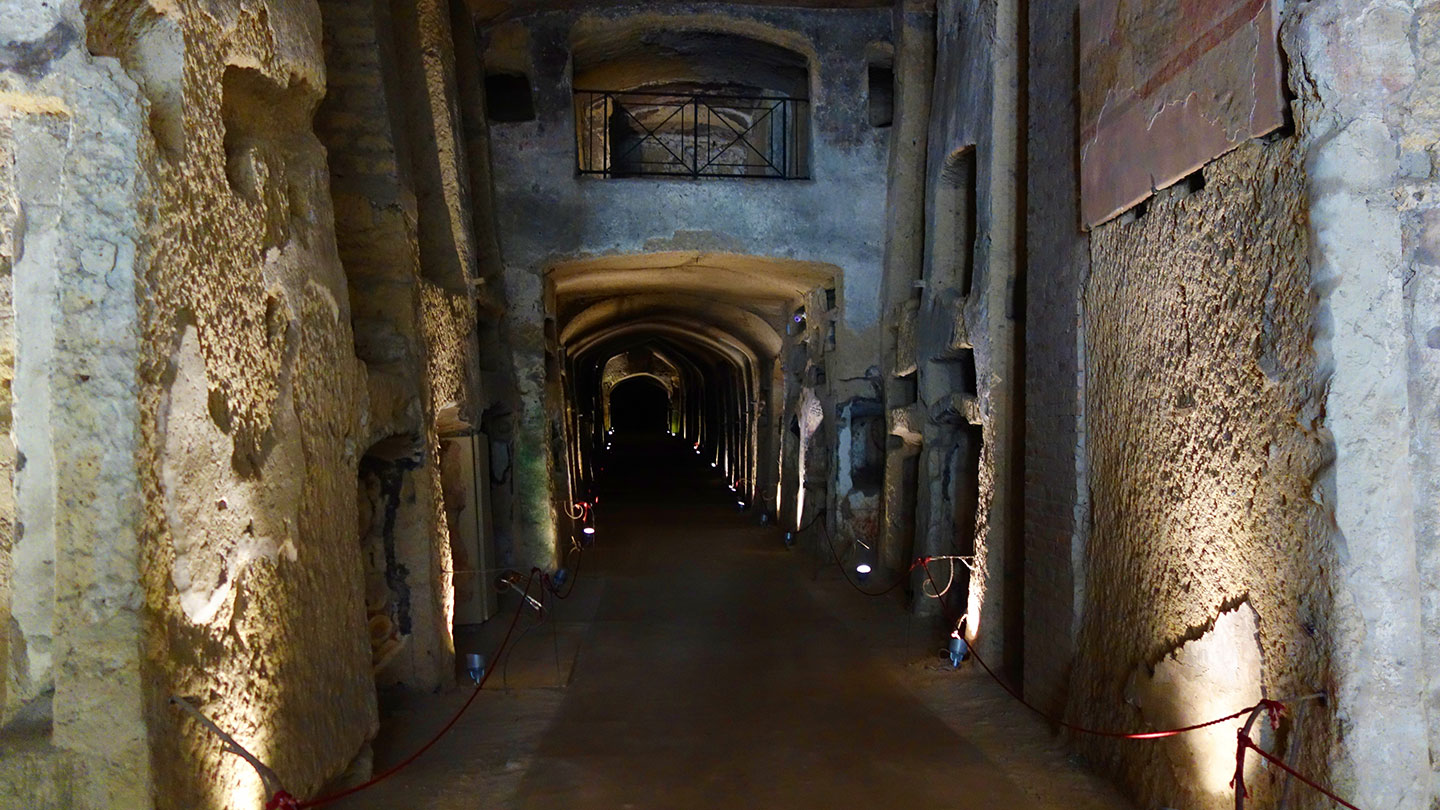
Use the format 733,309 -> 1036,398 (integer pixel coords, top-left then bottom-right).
328,434 -> 1134,810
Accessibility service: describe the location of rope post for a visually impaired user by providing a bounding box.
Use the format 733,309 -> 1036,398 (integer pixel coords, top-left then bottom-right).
1232,701 -> 1273,810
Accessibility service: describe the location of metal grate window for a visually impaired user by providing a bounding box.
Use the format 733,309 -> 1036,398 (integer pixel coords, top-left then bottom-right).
574,90 -> 810,179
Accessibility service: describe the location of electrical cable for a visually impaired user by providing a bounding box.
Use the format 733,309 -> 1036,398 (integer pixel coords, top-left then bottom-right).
543,541 -> 584,601
920,556 -> 954,599
295,568 -> 542,809
502,602 -> 550,690
820,517 -> 914,597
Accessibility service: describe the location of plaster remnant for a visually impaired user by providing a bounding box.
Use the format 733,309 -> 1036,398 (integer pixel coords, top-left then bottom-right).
1079,0 -> 1287,227
162,327 -> 297,626
1124,602 -> 1265,803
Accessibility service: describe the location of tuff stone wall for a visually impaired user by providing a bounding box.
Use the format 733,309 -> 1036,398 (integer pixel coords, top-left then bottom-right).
876,0 -> 931,580
313,0 -> 492,691
1010,3 -> 1440,807
0,112 -> 16,728
1,2 -> 485,803
1,3 -> 155,806
94,2 -> 382,807
918,0 -> 1022,666
1069,140 -> 1333,810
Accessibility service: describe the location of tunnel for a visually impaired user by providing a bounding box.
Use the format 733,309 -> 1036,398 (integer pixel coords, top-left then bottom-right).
606,375 -> 671,433
0,1 -> 1411,810
548,252 -> 840,526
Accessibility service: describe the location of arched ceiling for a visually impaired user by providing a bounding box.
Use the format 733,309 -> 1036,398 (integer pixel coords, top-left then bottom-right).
551,252 -> 835,327
573,30 -> 809,97
562,293 -> 783,358
555,253 -> 834,404
570,320 -> 755,371
601,348 -> 682,391
470,0 -> 891,27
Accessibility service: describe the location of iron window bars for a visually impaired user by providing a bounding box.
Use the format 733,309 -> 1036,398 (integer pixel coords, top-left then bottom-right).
574,89 -> 810,179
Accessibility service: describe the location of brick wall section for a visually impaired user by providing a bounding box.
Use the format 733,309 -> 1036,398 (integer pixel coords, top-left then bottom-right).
314,0 -> 429,437
314,0 -> 459,693
1021,0 -> 1087,717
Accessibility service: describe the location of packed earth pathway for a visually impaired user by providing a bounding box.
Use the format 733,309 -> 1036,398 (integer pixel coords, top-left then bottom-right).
333,434 -> 1131,810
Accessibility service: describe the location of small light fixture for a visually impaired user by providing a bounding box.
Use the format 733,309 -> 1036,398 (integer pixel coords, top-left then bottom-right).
783,531 -> 794,548
948,631 -> 968,667
855,563 -> 872,583
463,653 -> 486,684
582,526 -> 596,536
710,462 -> 717,468
736,500 -> 746,510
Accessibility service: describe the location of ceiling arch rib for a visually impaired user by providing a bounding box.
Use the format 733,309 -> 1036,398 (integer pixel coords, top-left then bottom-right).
561,294 -> 783,358
549,252 -> 837,326
570,320 -> 758,373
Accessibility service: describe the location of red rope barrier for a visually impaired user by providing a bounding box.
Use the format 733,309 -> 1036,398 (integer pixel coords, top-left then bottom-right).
918,567 -> 1363,807
293,568 -> 543,809
1238,735 -> 1361,810
925,567 -> 1274,739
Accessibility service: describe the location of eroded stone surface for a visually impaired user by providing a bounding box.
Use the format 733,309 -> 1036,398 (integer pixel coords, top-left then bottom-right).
1073,140 -> 1332,810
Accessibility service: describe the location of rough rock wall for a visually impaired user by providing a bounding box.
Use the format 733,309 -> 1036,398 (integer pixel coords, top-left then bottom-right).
1285,3 -> 1440,805
421,282 -> 480,414
1021,0 -> 1088,719
316,0 -> 430,439
1070,140 -> 1333,810
392,0 -> 480,295
0,115 -> 15,723
78,1 -> 379,807
877,0 -> 932,579
921,0 -> 1021,665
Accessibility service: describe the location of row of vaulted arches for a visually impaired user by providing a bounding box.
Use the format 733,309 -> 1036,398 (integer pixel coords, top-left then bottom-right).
547,253 -> 837,529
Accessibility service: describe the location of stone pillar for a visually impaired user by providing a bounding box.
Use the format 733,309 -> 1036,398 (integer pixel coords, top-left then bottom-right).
0,5 -> 152,806
975,0 -> 1022,677
877,0 -> 935,578
1288,3 -> 1435,806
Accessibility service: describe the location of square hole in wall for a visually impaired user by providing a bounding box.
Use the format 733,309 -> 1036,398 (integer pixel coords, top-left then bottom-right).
485,73 -> 535,122
868,64 -> 894,128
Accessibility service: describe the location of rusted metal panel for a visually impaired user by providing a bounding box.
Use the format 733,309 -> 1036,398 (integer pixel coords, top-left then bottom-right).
1079,0 -> 1286,228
